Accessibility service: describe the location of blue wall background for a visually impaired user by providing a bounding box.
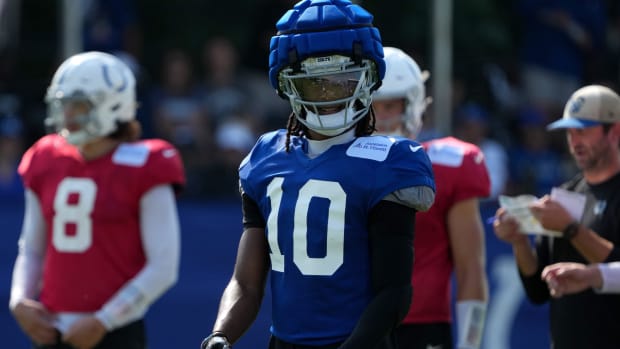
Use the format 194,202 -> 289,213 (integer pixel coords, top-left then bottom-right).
0,198 -> 549,349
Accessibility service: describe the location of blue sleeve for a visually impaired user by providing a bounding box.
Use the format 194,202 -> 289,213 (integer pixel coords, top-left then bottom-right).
371,139 -> 435,208
239,130 -> 286,202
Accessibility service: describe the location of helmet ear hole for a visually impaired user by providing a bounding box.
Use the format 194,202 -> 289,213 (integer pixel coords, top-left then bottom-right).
352,42 -> 363,66
288,48 -> 301,73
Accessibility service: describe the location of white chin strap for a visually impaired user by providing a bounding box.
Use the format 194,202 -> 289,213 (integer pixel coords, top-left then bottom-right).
302,106 -> 359,136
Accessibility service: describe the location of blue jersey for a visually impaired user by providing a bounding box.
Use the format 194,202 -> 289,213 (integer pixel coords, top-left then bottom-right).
239,130 -> 435,345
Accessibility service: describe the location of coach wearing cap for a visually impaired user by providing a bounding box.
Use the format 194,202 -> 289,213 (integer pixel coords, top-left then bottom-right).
493,84 -> 620,349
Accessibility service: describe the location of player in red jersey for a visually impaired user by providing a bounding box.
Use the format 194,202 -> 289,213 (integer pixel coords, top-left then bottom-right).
373,47 -> 490,349
9,51 -> 185,349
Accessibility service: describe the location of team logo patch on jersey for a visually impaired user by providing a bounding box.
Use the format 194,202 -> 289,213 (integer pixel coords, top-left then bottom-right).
427,143 -> 464,167
346,136 -> 394,161
112,143 -> 149,167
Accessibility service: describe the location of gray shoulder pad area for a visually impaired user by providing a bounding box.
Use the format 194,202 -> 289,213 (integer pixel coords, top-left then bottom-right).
383,186 -> 435,212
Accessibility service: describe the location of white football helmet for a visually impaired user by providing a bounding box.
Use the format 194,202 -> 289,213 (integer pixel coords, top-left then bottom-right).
372,47 -> 429,138
278,54 -> 379,136
45,51 -> 137,145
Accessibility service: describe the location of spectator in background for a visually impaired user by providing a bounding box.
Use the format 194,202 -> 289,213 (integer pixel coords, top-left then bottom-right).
492,84 -> 620,349
454,102 -> 508,200
243,0 -> 298,72
148,49 -> 212,172
517,0 -> 607,118
242,0 -> 299,131
200,36 -> 253,129
506,106 -> 572,197
9,52 -> 185,349
82,0 -> 142,59
0,112 -> 24,199
208,113 -> 257,198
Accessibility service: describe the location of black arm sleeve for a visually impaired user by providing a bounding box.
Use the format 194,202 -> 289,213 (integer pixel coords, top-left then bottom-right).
338,200 -> 416,349
241,192 -> 266,229
519,236 -> 551,304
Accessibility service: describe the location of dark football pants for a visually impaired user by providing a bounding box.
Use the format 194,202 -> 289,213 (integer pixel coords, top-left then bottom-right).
33,319 -> 145,349
396,322 -> 453,349
269,336 -> 342,349
269,333 -> 397,349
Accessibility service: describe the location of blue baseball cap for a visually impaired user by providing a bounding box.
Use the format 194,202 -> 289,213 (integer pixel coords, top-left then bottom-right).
547,85 -> 620,130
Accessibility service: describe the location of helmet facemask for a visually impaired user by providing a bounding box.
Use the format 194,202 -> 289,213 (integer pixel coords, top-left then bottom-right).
278,55 -> 378,136
46,91 -> 106,145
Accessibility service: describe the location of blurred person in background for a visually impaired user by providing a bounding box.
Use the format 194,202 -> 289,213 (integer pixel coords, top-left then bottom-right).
200,36 -> 254,129
209,113 -> 257,198
199,1 -> 436,348
149,49 -> 211,166
517,0 -> 607,118
506,106 -> 572,197
373,47 -> 490,349
82,0 -> 142,60
0,112 -> 24,199
0,94 -> 24,198
493,84 -> 620,349
454,102 -> 508,200
9,51 -> 185,349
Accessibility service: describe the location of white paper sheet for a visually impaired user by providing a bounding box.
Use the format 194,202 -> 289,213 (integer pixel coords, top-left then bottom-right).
498,195 -> 562,237
550,187 -> 586,221
498,188 -> 586,238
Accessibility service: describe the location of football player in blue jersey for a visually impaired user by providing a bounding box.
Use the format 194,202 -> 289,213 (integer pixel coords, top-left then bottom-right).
200,1 -> 436,349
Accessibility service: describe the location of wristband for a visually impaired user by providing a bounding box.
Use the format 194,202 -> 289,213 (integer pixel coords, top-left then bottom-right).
562,221 -> 580,240
456,300 -> 487,349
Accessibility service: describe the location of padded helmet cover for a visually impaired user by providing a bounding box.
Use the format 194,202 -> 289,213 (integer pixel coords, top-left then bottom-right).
268,0 -> 385,95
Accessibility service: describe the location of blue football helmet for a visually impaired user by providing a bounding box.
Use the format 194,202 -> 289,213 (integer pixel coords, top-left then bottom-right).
268,0 -> 385,136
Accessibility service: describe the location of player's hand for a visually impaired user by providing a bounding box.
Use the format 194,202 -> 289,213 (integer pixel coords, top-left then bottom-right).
542,262 -> 602,298
201,333 -> 232,349
528,195 -> 572,232
62,315 -> 106,349
492,208 -> 527,245
11,298 -> 57,345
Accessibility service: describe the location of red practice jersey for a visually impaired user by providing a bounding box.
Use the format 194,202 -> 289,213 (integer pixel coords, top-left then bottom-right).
18,134 -> 185,313
403,136 -> 490,324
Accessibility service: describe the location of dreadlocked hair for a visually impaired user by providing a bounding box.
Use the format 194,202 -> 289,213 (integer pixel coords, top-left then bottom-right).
284,100 -> 376,152
284,111 -> 302,152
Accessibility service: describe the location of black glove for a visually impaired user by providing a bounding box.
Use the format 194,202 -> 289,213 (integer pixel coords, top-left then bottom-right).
200,333 -> 232,349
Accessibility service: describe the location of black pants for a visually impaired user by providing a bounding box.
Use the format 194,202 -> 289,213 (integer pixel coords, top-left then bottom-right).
395,323 -> 452,349
34,320 -> 146,349
269,336 -> 342,349
268,333 -> 397,349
